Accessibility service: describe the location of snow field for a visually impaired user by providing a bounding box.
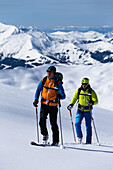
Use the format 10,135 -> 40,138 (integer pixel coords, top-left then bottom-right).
0,64 -> 113,170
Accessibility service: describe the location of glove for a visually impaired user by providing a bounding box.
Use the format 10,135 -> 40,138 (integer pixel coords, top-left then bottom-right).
87,100 -> 94,105
33,99 -> 38,107
67,104 -> 74,111
56,92 -> 62,99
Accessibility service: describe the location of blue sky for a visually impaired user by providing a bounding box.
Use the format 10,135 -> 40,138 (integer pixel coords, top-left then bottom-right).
0,0 -> 113,30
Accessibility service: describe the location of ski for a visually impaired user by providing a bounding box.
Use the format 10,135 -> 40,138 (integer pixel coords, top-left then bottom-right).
31,141 -> 61,147
65,142 -> 100,146
31,141 -> 46,147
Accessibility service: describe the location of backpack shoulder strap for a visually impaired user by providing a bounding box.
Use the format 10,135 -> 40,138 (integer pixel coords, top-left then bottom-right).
77,87 -> 82,100
88,86 -> 92,94
88,86 -> 92,101
42,76 -> 47,87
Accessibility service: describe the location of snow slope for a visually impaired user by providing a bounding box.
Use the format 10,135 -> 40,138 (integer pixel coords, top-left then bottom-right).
0,64 -> 113,170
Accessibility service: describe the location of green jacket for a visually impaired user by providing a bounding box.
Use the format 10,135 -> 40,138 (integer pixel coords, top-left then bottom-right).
70,86 -> 98,111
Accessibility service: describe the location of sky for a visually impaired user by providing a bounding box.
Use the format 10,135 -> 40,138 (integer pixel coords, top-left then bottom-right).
0,0 -> 113,30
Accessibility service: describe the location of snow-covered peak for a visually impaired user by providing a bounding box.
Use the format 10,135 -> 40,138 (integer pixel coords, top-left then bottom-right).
1,22 -> 113,69
0,22 -> 20,37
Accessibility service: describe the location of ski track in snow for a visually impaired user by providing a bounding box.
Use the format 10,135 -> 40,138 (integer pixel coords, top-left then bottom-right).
0,64 -> 113,170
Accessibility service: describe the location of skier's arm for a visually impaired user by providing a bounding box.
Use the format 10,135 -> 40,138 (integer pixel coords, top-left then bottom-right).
57,82 -> 66,100
34,79 -> 43,100
70,89 -> 78,106
91,90 -> 98,105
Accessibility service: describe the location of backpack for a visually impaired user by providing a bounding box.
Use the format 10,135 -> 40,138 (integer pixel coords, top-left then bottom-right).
77,85 -> 92,101
56,72 -> 63,84
42,72 -> 63,89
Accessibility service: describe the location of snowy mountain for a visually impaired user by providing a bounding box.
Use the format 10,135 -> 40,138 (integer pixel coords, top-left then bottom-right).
50,25 -> 113,33
1,22 -> 113,69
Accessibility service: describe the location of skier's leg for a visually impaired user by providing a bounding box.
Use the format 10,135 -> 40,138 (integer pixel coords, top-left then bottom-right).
84,111 -> 92,144
75,109 -> 84,138
39,104 -> 48,137
49,106 -> 59,144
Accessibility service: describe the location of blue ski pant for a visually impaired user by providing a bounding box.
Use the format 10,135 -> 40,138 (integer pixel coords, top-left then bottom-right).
75,109 -> 92,143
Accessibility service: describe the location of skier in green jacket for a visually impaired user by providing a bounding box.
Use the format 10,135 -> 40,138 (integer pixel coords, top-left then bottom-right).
67,77 -> 98,144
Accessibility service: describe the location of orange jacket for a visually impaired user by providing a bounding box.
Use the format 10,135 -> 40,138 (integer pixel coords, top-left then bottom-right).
35,74 -> 66,106
41,77 -> 59,106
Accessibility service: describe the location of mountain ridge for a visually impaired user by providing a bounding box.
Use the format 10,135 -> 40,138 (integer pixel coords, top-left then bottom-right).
0,22 -> 113,69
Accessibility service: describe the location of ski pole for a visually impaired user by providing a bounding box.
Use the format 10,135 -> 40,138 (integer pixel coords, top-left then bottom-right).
58,99 -> 64,147
87,101 -> 100,145
36,107 -> 39,143
69,110 -> 76,142
92,117 -> 100,145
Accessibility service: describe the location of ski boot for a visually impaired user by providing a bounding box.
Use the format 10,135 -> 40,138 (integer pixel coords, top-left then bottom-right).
43,135 -> 48,145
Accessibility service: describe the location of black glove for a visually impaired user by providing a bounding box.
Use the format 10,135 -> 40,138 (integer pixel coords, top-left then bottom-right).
33,99 -> 38,107
87,100 -> 94,105
67,104 -> 74,111
56,92 -> 62,99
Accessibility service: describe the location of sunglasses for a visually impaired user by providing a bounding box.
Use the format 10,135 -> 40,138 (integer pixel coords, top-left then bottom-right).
47,70 -> 52,73
82,83 -> 88,85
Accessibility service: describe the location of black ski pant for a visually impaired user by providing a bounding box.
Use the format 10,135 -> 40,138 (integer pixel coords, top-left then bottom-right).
39,104 -> 59,143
